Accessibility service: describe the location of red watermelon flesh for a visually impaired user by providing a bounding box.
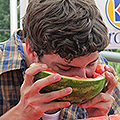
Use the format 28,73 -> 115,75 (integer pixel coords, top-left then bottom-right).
79,116 -> 107,120
46,63 -> 104,79
79,115 -> 120,120
108,115 -> 120,120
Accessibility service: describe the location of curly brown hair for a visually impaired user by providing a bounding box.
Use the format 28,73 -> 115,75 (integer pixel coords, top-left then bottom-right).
22,0 -> 109,62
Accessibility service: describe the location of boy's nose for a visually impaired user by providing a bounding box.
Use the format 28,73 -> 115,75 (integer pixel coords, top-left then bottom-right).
75,68 -> 87,78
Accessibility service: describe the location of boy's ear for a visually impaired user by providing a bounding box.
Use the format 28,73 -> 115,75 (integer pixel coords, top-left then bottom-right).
25,38 -> 38,63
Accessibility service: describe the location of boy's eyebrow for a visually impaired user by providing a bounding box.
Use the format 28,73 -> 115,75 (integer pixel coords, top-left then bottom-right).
57,57 -> 99,68
88,56 -> 99,65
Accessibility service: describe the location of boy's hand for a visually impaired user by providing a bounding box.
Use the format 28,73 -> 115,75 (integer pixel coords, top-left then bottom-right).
18,63 -> 72,120
77,65 -> 117,117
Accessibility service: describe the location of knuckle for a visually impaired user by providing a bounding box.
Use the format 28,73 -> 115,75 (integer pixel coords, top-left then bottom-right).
42,76 -> 52,84
33,81 -> 41,89
24,92 -> 30,99
57,89 -> 67,98
44,75 -> 55,84
46,76 -> 53,83
51,103 -> 58,109
114,78 -> 117,86
34,107 -> 43,115
27,103 -> 43,115
58,90 -> 64,97
46,93 -> 53,100
28,100 -> 44,112
99,93 -> 106,101
110,96 -> 115,103
25,69 -> 30,77
110,74 -> 117,85
20,84 -> 24,93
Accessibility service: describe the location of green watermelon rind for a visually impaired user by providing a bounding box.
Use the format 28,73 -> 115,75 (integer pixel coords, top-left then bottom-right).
35,70 -> 106,104
41,71 -> 105,81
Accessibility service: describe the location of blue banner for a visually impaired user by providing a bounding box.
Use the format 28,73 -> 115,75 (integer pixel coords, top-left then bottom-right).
114,0 -> 120,22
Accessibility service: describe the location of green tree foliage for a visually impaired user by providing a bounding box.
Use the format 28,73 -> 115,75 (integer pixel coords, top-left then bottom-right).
117,49 -> 120,53
0,0 -> 20,42
116,49 -> 120,77
106,49 -> 120,76
0,0 -> 10,42
108,48 -> 120,83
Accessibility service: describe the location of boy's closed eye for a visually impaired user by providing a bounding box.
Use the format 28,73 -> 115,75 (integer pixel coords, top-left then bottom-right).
56,64 -> 71,71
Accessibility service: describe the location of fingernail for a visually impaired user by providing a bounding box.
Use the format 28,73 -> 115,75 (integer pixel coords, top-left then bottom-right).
65,87 -> 72,94
53,74 -> 61,81
42,64 -> 47,69
64,102 -> 71,107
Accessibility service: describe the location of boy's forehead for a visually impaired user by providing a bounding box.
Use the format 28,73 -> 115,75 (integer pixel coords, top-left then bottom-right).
63,52 -> 99,66
41,52 -> 99,66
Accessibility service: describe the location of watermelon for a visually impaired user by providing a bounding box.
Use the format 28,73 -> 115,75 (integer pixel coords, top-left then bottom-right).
95,64 -> 105,75
80,115 -> 120,120
108,115 -> 120,120
80,116 -> 107,120
31,63 -> 106,104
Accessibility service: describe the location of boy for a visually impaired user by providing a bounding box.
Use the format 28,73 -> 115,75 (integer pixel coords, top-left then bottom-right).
0,0 -> 119,119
